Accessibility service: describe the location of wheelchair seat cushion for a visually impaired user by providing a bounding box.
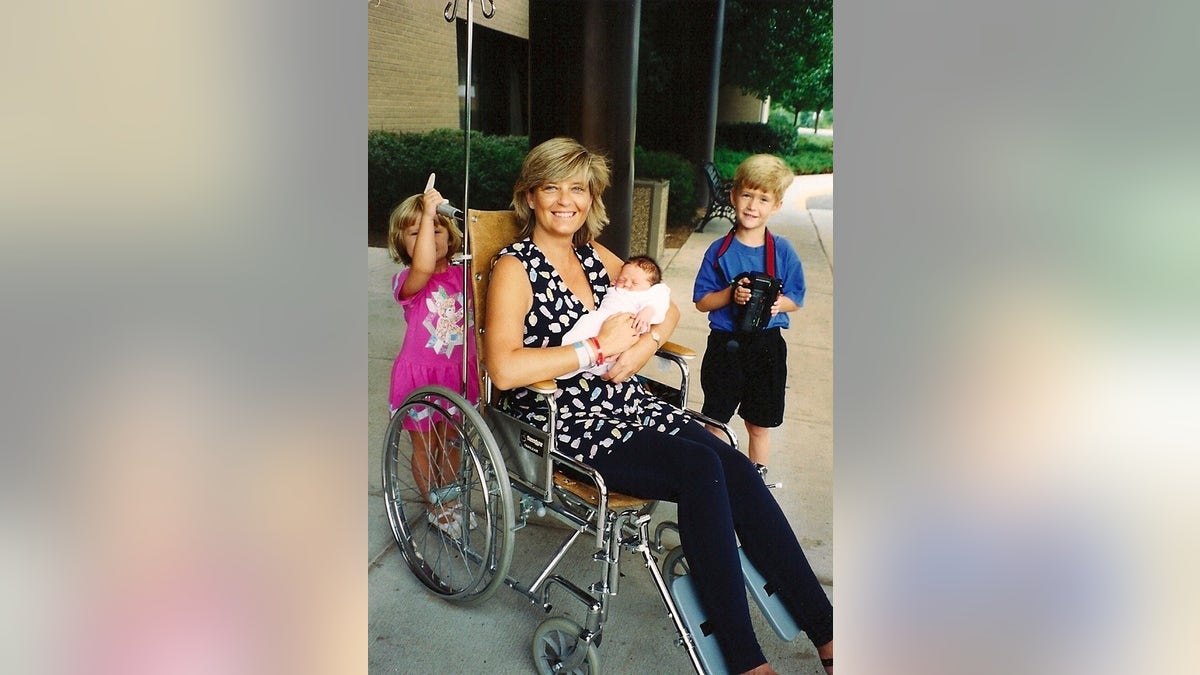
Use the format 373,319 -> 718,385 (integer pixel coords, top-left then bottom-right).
553,471 -> 649,510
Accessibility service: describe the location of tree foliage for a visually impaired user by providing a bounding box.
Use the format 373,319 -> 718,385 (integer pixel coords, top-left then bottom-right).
720,0 -> 832,117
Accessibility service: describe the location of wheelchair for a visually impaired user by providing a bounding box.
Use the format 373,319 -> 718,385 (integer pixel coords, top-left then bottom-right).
380,210 -> 802,674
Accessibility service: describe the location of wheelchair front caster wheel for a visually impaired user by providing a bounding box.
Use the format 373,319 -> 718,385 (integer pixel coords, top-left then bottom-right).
662,546 -> 691,586
531,616 -> 601,675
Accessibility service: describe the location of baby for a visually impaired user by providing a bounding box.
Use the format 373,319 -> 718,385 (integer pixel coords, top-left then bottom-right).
561,255 -> 671,377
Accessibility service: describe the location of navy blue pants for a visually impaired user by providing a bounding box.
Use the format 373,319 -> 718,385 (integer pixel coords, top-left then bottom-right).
587,421 -> 833,672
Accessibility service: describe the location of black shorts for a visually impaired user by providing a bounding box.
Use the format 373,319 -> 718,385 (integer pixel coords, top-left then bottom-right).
699,327 -> 787,428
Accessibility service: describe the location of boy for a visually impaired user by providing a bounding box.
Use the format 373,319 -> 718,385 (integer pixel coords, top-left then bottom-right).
692,154 -> 806,469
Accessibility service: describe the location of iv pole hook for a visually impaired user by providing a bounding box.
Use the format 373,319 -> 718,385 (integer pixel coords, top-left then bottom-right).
444,0 -> 495,22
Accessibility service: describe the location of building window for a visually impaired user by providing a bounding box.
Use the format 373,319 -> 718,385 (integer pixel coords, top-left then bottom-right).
456,20 -> 529,136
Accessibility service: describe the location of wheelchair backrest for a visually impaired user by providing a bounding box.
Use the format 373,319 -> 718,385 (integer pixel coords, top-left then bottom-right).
466,209 -> 551,487
466,209 -> 524,393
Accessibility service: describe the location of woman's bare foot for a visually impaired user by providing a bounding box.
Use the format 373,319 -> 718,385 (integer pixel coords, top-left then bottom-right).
817,639 -> 833,674
739,663 -> 778,675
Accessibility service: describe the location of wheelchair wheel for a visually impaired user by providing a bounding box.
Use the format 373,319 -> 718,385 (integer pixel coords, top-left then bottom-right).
531,617 -> 601,675
381,386 -> 514,605
662,547 -> 691,586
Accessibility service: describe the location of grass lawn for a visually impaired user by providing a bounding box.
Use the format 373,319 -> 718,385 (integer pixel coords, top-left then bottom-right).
713,134 -> 833,179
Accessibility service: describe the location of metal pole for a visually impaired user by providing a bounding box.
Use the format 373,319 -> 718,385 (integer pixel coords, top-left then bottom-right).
442,0 -> 494,400
463,0 -> 474,221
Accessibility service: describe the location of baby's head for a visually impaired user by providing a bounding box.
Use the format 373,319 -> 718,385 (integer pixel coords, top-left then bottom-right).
386,193 -> 463,265
614,255 -> 662,291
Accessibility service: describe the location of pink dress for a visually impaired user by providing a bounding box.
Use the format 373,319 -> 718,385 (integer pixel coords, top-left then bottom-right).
389,266 -> 480,430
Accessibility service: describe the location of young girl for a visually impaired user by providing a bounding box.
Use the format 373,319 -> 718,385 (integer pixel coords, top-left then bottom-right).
386,188 -> 480,539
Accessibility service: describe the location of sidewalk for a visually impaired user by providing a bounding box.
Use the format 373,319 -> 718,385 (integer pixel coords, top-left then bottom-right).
368,173 -> 833,673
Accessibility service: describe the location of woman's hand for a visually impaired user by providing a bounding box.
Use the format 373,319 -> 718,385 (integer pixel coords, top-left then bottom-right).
595,312 -> 640,360
599,312 -> 654,384
602,335 -> 657,383
605,299 -> 681,383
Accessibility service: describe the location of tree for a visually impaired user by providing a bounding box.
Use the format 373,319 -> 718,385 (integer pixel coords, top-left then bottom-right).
720,0 -> 832,131
776,36 -> 831,133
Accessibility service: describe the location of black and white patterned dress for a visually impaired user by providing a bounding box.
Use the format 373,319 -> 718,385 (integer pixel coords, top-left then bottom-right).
495,239 -> 690,462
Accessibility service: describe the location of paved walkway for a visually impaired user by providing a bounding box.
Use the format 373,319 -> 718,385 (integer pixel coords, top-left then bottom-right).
367,173 -> 832,673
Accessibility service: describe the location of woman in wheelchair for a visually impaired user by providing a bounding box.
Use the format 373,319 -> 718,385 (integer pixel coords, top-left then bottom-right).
485,137 -> 833,675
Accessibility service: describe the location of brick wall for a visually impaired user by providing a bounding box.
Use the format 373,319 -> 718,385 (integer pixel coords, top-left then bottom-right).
447,0 -> 529,40
368,0 -> 529,133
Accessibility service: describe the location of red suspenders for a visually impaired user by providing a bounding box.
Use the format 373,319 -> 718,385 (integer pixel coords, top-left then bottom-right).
713,227 -> 775,284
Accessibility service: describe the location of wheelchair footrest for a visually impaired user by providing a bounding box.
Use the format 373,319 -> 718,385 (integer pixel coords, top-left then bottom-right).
739,548 -> 801,642
669,574 -> 731,675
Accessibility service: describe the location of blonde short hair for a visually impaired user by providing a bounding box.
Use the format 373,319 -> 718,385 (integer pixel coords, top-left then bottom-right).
385,193 -> 463,265
732,154 -> 794,204
511,137 -> 610,248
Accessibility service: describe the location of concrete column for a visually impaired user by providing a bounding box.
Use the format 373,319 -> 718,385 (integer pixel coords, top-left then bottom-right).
528,0 -> 641,258
636,0 -> 725,210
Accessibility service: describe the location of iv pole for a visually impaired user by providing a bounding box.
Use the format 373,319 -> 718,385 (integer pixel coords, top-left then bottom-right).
442,0 -> 495,401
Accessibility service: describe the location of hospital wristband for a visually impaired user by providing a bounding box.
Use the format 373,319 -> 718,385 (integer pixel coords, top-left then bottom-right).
588,337 -> 604,366
572,341 -> 592,369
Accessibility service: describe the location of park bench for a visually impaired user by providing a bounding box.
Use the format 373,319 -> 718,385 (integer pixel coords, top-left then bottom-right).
693,162 -> 736,232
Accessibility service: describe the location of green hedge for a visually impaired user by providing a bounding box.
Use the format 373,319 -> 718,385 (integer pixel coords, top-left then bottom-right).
715,121 -> 797,155
633,147 -> 696,228
368,129 -> 830,240
369,130 -> 703,237
368,130 -> 527,241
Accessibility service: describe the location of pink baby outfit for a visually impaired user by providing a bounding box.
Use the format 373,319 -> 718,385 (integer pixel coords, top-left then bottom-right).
388,266 -> 479,430
560,282 -> 671,377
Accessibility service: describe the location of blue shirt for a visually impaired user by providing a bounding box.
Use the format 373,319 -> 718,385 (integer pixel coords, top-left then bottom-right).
692,233 -> 806,332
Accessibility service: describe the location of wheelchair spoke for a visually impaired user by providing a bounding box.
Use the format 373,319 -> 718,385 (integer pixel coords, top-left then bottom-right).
381,386 -> 514,605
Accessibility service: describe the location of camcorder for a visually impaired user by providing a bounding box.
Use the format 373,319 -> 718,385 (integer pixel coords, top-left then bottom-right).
726,272 -> 782,352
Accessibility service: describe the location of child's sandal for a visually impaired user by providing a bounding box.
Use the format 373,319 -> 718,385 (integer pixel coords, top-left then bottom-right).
426,505 -> 463,539
453,503 -> 479,530
820,657 -> 833,674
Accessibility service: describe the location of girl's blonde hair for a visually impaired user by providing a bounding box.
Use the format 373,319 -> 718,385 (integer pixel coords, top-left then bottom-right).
386,193 -> 464,265
511,137 -> 610,248
732,154 -> 795,204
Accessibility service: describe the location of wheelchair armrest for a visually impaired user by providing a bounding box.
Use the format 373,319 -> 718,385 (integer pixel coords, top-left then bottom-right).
657,341 -> 696,359
684,409 -> 739,453
525,380 -> 558,395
